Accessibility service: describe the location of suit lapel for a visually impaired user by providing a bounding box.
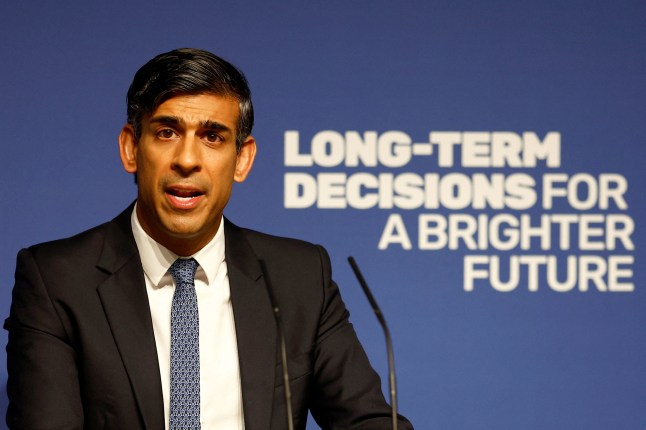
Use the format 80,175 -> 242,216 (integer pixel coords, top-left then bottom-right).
225,220 -> 277,430
96,207 -> 165,430
92,210 -> 277,429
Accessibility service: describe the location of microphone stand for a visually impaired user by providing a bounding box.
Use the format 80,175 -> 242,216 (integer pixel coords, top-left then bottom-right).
348,256 -> 399,430
259,260 -> 295,430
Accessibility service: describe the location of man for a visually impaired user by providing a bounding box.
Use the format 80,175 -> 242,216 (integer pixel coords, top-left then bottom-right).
5,48 -> 413,429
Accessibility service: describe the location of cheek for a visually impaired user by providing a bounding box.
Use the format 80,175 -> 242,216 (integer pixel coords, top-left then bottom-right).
206,155 -> 238,178
136,150 -> 166,178
134,160 -> 164,199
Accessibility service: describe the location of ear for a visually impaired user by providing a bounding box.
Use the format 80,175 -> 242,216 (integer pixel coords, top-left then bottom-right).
234,135 -> 257,182
119,125 -> 138,174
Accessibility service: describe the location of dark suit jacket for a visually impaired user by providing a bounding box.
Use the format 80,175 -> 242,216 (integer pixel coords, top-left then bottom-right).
5,206 -> 413,429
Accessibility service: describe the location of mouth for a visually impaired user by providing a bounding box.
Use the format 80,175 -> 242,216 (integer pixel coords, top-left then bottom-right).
165,186 -> 205,210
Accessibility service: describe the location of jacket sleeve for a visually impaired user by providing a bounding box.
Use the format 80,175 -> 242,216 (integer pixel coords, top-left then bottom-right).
4,248 -> 84,430
308,245 -> 414,430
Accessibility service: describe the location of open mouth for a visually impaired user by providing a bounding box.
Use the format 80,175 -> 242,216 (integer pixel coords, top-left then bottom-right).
165,187 -> 204,209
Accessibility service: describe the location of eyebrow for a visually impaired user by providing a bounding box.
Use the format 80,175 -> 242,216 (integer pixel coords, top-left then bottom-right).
148,116 -> 233,134
201,120 -> 232,133
149,115 -> 182,126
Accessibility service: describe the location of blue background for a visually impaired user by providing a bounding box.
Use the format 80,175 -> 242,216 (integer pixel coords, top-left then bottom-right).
2,1 -> 645,428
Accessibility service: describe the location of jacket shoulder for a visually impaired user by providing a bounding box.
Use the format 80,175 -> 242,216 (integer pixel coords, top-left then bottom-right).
226,220 -> 327,263
25,221 -> 109,257
19,206 -> 134,275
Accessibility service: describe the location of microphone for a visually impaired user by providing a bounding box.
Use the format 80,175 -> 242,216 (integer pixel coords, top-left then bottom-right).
258,260 -> 295,430
348,256 -> 399,430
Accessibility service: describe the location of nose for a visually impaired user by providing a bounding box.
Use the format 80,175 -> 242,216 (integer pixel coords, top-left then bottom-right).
172,136 -> 201,175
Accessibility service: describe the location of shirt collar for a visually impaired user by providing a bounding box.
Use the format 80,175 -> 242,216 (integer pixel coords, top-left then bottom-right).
130,203 -> 225,287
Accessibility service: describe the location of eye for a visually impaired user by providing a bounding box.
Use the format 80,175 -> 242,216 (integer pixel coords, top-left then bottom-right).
204,131 -> 224,144
156,128 -> 178,140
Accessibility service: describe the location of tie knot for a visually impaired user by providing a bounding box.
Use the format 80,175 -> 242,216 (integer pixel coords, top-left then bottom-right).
169,258 -> 198,286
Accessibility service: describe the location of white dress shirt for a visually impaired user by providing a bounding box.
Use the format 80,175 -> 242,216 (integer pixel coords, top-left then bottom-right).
131,205 -> 245,430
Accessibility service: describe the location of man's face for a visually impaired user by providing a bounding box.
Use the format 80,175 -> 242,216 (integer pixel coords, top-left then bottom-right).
119,94 -> 256,256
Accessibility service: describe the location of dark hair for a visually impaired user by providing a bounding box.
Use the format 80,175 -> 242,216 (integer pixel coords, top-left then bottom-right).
126,48 -> 254,151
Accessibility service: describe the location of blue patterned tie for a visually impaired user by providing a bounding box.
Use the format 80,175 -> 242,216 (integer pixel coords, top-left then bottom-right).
169,258 -> 201,430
